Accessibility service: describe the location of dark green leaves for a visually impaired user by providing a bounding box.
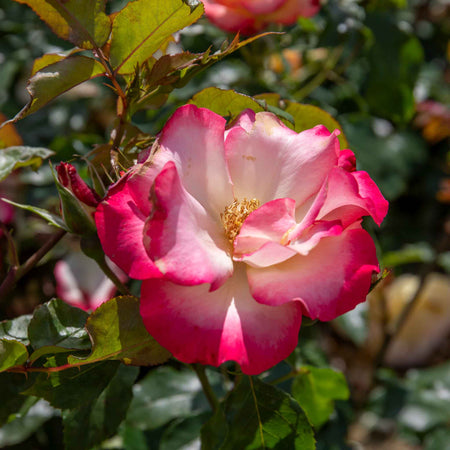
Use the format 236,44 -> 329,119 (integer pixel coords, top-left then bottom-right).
68,296 -> 171,366
202,377 -> 315,449
292,366 -> 350,429
364,12 -> 424,123
14,0 -> 111,48
109,0 -> 204,74
62,365 -> 139,450
23,360 -> 121,409
27,298 -> 90,351
0,146 -> 54,181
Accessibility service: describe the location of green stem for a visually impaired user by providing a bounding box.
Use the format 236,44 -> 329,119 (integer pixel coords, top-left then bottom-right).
193,364 -> 220,412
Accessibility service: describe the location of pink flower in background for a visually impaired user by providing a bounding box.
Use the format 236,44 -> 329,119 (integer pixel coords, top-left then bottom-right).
202,0 -> 320,34
95,105 -> 388,374
54,253 -> 127,311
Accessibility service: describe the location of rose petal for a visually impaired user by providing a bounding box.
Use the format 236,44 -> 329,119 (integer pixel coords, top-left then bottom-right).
225,110 -> 339,206
234,198 -> 296,254
158,105 -> 233,216
289,220 -> 343,255
145,161 -> 233,289
140,264 -> 303,375
233,198 -> 297,267
318,167 -> 389,227
270,0 -> 320,22
95,176 -> 161,279
247,227 -> 379,321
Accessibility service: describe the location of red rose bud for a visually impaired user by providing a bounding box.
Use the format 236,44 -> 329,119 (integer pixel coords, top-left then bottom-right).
56,162 -> 101,207
55,163 -> 100,235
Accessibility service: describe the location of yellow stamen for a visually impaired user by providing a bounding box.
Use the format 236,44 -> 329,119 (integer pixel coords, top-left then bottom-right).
221,198 -> 260,244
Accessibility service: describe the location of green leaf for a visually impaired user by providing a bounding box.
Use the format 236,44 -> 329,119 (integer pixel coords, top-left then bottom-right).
0,373 -> 36,426
1,199 -> 68,230
0,315 -> 32,345
284,102 -> 349,149
189,87 -> 264,119
383,242 -> 435,267
399,362 -> 450,433
202,376 -> 315,449
110,0 -> 204,74
29,345 -> 86,365
23,359 -> 120,409
160,413 -> 210,450
424,427 -> 450,450
31,50 -> 82,76
68,296 -> 171,366
364,12 -> 424,123
62,364 -> 139,450
14,0 -> 111,48
0,146 -> 54,181
291,366 -> 350,429
28,298 -> 90,351
126,366 -> 221,430
8,55 -> 105,123
0,398 -> 57,447
0,339 -> 29,372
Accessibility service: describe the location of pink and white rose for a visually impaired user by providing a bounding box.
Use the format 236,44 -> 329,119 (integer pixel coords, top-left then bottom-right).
202,0 -> 320,34
95,105 -> 388,375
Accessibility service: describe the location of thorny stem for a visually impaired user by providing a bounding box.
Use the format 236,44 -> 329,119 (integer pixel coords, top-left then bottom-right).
193,364 -> 220,413
92,46 -> 129,171
0,228 -> 66,301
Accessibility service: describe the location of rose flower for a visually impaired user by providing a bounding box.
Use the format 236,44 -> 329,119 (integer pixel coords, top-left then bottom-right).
95,105 -> 388,375
202,0 -> 320,34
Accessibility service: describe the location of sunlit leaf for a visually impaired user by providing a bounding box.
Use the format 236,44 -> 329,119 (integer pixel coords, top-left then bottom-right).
31,50 -> 81,76
109,0 -> 204,74
0,113 -> 22,149
189,88 -> 263,118
0,339 -> 29,372
0,146 -> 54,181
68,296 -> 171,366
285,101 -> 349,148
0,315 -> 32,345
1,199 -> 68,230
291,366 -> 350,429
13,0 -> 111,48
8,55 -> 105,123
202,377 -> 315,449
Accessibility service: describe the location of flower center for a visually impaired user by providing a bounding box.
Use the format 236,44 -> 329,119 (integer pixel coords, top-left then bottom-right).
221,198 -> 260,244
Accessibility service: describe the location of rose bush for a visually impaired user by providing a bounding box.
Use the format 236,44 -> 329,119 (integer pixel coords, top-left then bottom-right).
202,0 -> 320,34
95,105 -> 388,375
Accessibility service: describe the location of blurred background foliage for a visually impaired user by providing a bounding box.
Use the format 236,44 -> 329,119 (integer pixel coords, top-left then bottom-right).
0,0 -> 449,448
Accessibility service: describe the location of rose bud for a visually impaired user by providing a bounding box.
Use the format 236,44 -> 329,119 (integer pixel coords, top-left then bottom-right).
55,162 -> 101,235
